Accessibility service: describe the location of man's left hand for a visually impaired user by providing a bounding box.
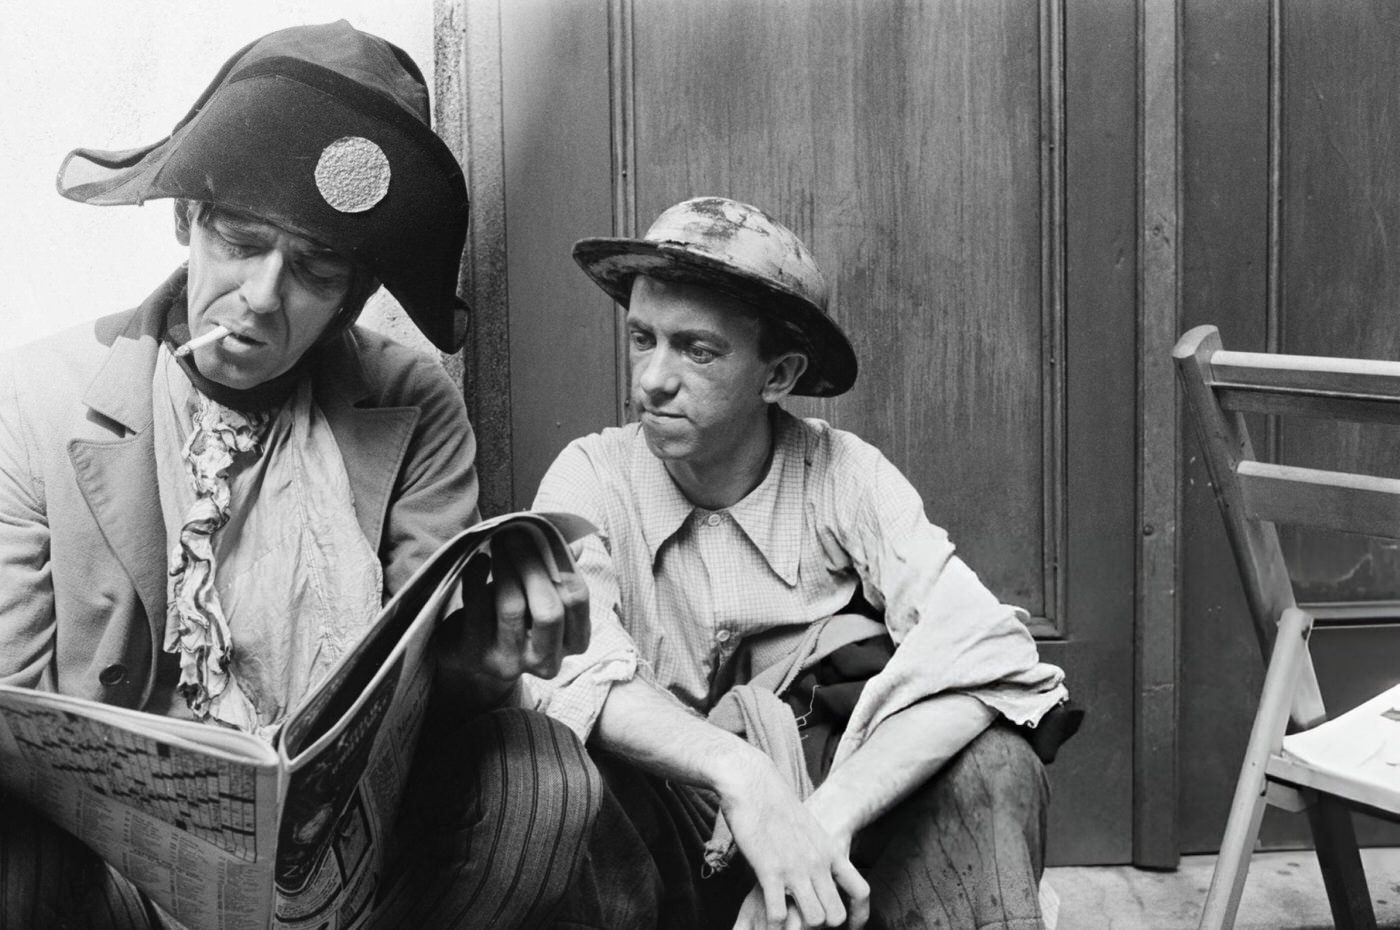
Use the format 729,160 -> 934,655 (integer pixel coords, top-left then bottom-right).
722,760 -> 870,930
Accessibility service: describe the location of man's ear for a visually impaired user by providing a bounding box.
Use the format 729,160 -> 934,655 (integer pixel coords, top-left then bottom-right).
761,351 -> 808,403
173,200 -> 193,246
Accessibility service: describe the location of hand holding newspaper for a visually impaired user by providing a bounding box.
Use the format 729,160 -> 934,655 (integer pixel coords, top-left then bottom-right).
0,510 -> 593,930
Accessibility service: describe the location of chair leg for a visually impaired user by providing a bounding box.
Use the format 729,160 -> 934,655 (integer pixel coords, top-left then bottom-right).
1307,796 -> 1376,930
1197,774 -> 1269,930
1200,607 -> 1317,930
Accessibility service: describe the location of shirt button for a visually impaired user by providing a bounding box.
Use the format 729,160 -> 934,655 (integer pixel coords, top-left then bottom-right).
99,664 -> 128,686
716,629 -> 731,643
705,514 -> 721,527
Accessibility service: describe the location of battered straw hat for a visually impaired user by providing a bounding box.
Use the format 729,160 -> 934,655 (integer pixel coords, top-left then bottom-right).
56,20 -> 470,352
573,196 -> 857,397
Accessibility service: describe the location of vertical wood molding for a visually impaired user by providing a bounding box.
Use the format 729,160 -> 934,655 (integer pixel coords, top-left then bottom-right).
443,0 -> 515,514
1135,0 -> 1182,868
608,0 -> 636,426
1266,0 -> 1283,355
1265,0 -> 1283,468
430,0 -> 468,397
1041,0 -> 1069,639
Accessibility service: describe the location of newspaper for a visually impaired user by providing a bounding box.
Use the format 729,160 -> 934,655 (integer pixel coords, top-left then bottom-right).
0,510 -> 592,930
1281,681 -> 1400,798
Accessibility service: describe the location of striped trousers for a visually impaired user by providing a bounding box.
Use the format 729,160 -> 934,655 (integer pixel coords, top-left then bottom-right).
0,708 -> 602,930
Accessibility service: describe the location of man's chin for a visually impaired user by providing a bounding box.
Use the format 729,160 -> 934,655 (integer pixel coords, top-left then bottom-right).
192,352 -> 278,392
640,425 -> 690,462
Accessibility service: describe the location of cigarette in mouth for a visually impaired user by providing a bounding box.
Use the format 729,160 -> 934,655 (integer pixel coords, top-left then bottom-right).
174,325 -> 233,358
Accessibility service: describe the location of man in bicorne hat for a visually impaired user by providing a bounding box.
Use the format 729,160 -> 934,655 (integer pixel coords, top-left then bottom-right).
0,21 -> 596,928
528,197 -> 1079,929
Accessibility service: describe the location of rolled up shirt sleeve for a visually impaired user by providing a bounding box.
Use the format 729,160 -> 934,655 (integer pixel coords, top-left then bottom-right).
824,435 -> 1068,767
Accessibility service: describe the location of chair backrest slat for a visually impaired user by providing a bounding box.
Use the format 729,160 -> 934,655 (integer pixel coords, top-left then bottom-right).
1236,461 -> 1400,540
1218,387 -> 1400,426
1211,349 -> 1400,399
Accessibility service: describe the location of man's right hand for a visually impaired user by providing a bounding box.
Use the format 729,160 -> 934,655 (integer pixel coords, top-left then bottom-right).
720,756 -> 870,930
433,528 -> 590,712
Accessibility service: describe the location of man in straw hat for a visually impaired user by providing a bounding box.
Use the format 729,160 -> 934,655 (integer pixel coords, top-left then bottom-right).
0,21 -> 599,928
528,196 -> 1079,929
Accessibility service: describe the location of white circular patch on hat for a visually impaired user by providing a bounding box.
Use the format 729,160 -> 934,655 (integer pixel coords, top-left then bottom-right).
314,136 -> 391,213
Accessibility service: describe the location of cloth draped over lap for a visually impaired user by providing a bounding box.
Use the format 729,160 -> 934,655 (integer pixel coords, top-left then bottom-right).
701,605 -> 1064,873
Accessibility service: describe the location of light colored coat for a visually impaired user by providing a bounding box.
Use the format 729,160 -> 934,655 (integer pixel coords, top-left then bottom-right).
0,271 -> 479,710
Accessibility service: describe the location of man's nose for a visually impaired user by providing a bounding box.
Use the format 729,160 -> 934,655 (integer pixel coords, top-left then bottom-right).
239,252 -> 286,314
635,345 -> 679,396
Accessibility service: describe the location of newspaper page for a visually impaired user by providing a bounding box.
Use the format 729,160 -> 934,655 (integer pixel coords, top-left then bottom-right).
1282,681 -> 1400,797
0,689 -> 282,930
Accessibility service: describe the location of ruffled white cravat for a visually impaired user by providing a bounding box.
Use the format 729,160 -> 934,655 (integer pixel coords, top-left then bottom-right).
165,392 -> 268,726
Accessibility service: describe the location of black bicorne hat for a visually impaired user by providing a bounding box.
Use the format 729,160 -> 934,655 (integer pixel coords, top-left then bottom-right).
57,20 -> 470,352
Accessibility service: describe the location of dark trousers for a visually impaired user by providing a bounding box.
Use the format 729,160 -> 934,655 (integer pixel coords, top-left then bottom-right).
557,724 -> 1049,930
853,726 -> 1049,930
0,708 -> 602,930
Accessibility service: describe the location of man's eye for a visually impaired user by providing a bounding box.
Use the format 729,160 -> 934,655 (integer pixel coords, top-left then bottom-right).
629,330 -> 655,350
684,345 -> 718,364
298,262 -> 350,291
212,229 -> 259,258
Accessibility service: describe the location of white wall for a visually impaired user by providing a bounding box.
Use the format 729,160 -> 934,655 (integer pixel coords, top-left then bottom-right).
0,1 -> 436,351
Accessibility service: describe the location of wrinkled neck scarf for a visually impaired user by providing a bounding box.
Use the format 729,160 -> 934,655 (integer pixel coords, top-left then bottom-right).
152,315 -> 382,739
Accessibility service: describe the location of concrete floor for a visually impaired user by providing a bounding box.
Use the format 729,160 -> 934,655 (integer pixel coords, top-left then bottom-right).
1042,847 -> 1400,929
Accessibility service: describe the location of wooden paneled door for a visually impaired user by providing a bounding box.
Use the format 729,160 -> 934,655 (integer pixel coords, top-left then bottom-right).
452,0 -> 1146,865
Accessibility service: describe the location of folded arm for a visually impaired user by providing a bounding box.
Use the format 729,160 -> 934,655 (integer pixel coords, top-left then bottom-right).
594,675 -> 871,930
731,692 -> 992,930
807,692 -> 995,846
827,440 -> 1066,767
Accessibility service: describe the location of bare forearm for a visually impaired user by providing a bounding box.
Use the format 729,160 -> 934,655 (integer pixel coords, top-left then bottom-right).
592,676 -> 770,796
808,692 -> 996,841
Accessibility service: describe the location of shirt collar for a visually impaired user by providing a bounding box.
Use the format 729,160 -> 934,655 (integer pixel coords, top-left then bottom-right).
727,409 -> 806,586
631,408 -> 808,586
632,427 -> 698,561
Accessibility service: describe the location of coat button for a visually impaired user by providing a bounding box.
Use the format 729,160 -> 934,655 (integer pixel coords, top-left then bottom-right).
99,664 -> 128,686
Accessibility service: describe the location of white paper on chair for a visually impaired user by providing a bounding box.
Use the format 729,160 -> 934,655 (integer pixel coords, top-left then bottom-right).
1282,682 -> 1400,796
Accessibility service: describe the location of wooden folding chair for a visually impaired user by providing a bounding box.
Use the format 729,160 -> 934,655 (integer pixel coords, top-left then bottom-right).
1174,324 -> 1400,930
